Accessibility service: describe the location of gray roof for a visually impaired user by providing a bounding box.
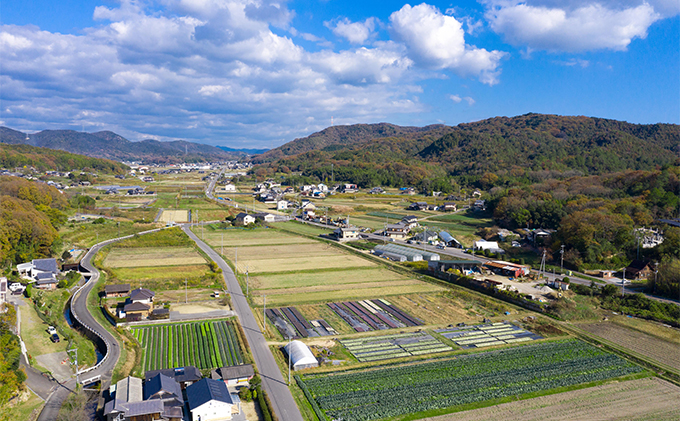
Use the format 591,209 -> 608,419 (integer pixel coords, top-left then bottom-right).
32,258 -> 59,274
105,284 -> 130,293
145,366 -> 202,384
130,287 -> 154,301
36,273 -> 57,283
211,364 -> 254,381
124,302 -> 150,312
144,373 -> 183,403
186,378 -> 233,410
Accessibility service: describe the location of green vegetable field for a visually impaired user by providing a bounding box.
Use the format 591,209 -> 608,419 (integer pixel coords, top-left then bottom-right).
298,339 -> 643,421
132,320 -> 243,371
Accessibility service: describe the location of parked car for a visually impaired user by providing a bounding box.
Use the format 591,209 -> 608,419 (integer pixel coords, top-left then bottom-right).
436,244 -> 445,249
47,326 -> 57,335
50,334 -> 60,343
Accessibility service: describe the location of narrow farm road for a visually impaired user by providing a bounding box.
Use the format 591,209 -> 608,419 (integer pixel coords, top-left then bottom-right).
183,224 -> 304,421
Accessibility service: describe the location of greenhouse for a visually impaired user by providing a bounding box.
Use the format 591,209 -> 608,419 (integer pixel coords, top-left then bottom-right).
284,340 -> 319,370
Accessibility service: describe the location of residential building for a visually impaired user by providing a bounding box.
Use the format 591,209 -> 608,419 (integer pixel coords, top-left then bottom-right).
17,258 -> 60,284
0,277 -> 7,310
624,260 -> 653,280
144,373 -> 184,421
277,200 -> 288,210
145,366 -> 202,389
334,227 -> 360,241
186,378 -> 238,421
408,202 -> 428,211
441,202 -> 457,212
234,212 -> 256,225
411,230 -> 439,243
253,212 -> 276,223
401,215 -> 419,229
104,376 -> 164,421
384,223 -> 410,239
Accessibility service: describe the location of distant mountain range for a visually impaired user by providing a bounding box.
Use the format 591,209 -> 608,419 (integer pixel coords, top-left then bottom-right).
254,114 -> 680,178
217,145 -> 270,155
0,127 -> 244,163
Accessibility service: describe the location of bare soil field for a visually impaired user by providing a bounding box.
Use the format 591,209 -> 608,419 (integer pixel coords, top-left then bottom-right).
156,288 -> 221,303
105,246 -> 206,267
159,209 -> 190,223
423,378 -> 680,421
252,282 -> 444,306
252,267 -> 408,289
239,254 -> 374,273
579,321 -> 680,372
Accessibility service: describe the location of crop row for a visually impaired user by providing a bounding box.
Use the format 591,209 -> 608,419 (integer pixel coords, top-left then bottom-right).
340,332 -> 452,362
300,339 -> 643,420
132,321 -> 243,371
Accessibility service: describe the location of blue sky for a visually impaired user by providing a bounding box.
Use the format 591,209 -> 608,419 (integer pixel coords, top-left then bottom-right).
1,1 -> 678,149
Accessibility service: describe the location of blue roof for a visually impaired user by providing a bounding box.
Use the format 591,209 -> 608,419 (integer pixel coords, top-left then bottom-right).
144,373 -> 183,402
186,378 -> 233,410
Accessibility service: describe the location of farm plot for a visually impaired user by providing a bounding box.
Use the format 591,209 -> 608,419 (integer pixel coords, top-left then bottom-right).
266,307 -> 337,339
104,247 -> 206,268
328,299 -> 423,332
435,322 -> 542,349
201,228 -> 317,247
252,267 -> 409,290
159,209 -> 190,223
298,339 -> 643,421
132,321 -> 243,371
341,332 -> 453,362
578,321 -> 680,373
424,377 -> 680,421
238,254 -> 374,274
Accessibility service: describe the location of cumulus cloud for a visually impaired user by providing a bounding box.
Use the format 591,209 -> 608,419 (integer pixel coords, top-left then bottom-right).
484,1 -> 662,52
326,17 -> 378,44
390,4 -> 506,85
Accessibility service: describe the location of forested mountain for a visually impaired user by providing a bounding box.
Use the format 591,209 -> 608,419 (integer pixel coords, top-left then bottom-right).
253,123 -> 454,162
254,114 -> 679,192
0,143 -> 127,173
0,127 -> 242,163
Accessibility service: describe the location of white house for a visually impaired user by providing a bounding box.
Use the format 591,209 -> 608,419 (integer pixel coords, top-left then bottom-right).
317,183 -> 328,192
473,240 -> 500,251
17,258 -> 59,288
253,212 -> 276,223
235,212 -> 256,225
186,378 -> 237,421
277,200 -> 288,210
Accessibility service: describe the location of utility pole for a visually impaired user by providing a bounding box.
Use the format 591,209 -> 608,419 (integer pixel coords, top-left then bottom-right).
560,245 -> 565,275
654,262 -> 658,295
288,335 -> 292,385
235,248 -> 238,274
246,265 -> 249,297
185,278 -> 188,303
263,295 -> 266,331
622,268 -> 626,297
221,233 -> 224,256
67,348 -> 79,385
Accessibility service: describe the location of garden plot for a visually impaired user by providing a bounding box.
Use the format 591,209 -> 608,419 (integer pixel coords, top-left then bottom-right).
104,247 -> 206,268
266,307 -> 336,339
132,320 -> 243,371
341,332 -> 453,362
435,322 -> 542,349
328,298 -> 424,332
297,339 -> 643,421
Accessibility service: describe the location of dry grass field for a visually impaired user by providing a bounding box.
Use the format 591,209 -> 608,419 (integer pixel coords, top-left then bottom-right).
104,247 -> 206,267
159,209 -> 190,223
237,254 -> 374,273
251,282 -> 444,306
423,378 -> 680,421
389,292 -> 514,326
252,267 -> 409,289
578,321 -> 680,373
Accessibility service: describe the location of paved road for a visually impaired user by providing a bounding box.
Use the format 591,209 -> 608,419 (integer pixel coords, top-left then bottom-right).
183,224 -> 304,421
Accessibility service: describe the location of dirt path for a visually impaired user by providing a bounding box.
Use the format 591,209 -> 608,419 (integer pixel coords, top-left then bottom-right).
423,378 -> 680,421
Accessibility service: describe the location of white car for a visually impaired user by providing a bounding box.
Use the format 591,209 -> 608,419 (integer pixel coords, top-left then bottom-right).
47,326 -> 57,335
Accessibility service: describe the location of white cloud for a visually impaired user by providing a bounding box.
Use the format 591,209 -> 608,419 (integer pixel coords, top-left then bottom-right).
484,1 -> 661,52
326,17 -> 377,44
389,4 -> 506,85
450,94 -> 475,105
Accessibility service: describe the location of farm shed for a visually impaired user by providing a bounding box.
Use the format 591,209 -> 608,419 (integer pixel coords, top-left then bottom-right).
429,260 -> 482,274
375,244 -> 440,261
284,340 -> 319,370
104,283 -> 131,298
439,231 -> 462,248
211,364 -> 255,385
374,250 -> 408,262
